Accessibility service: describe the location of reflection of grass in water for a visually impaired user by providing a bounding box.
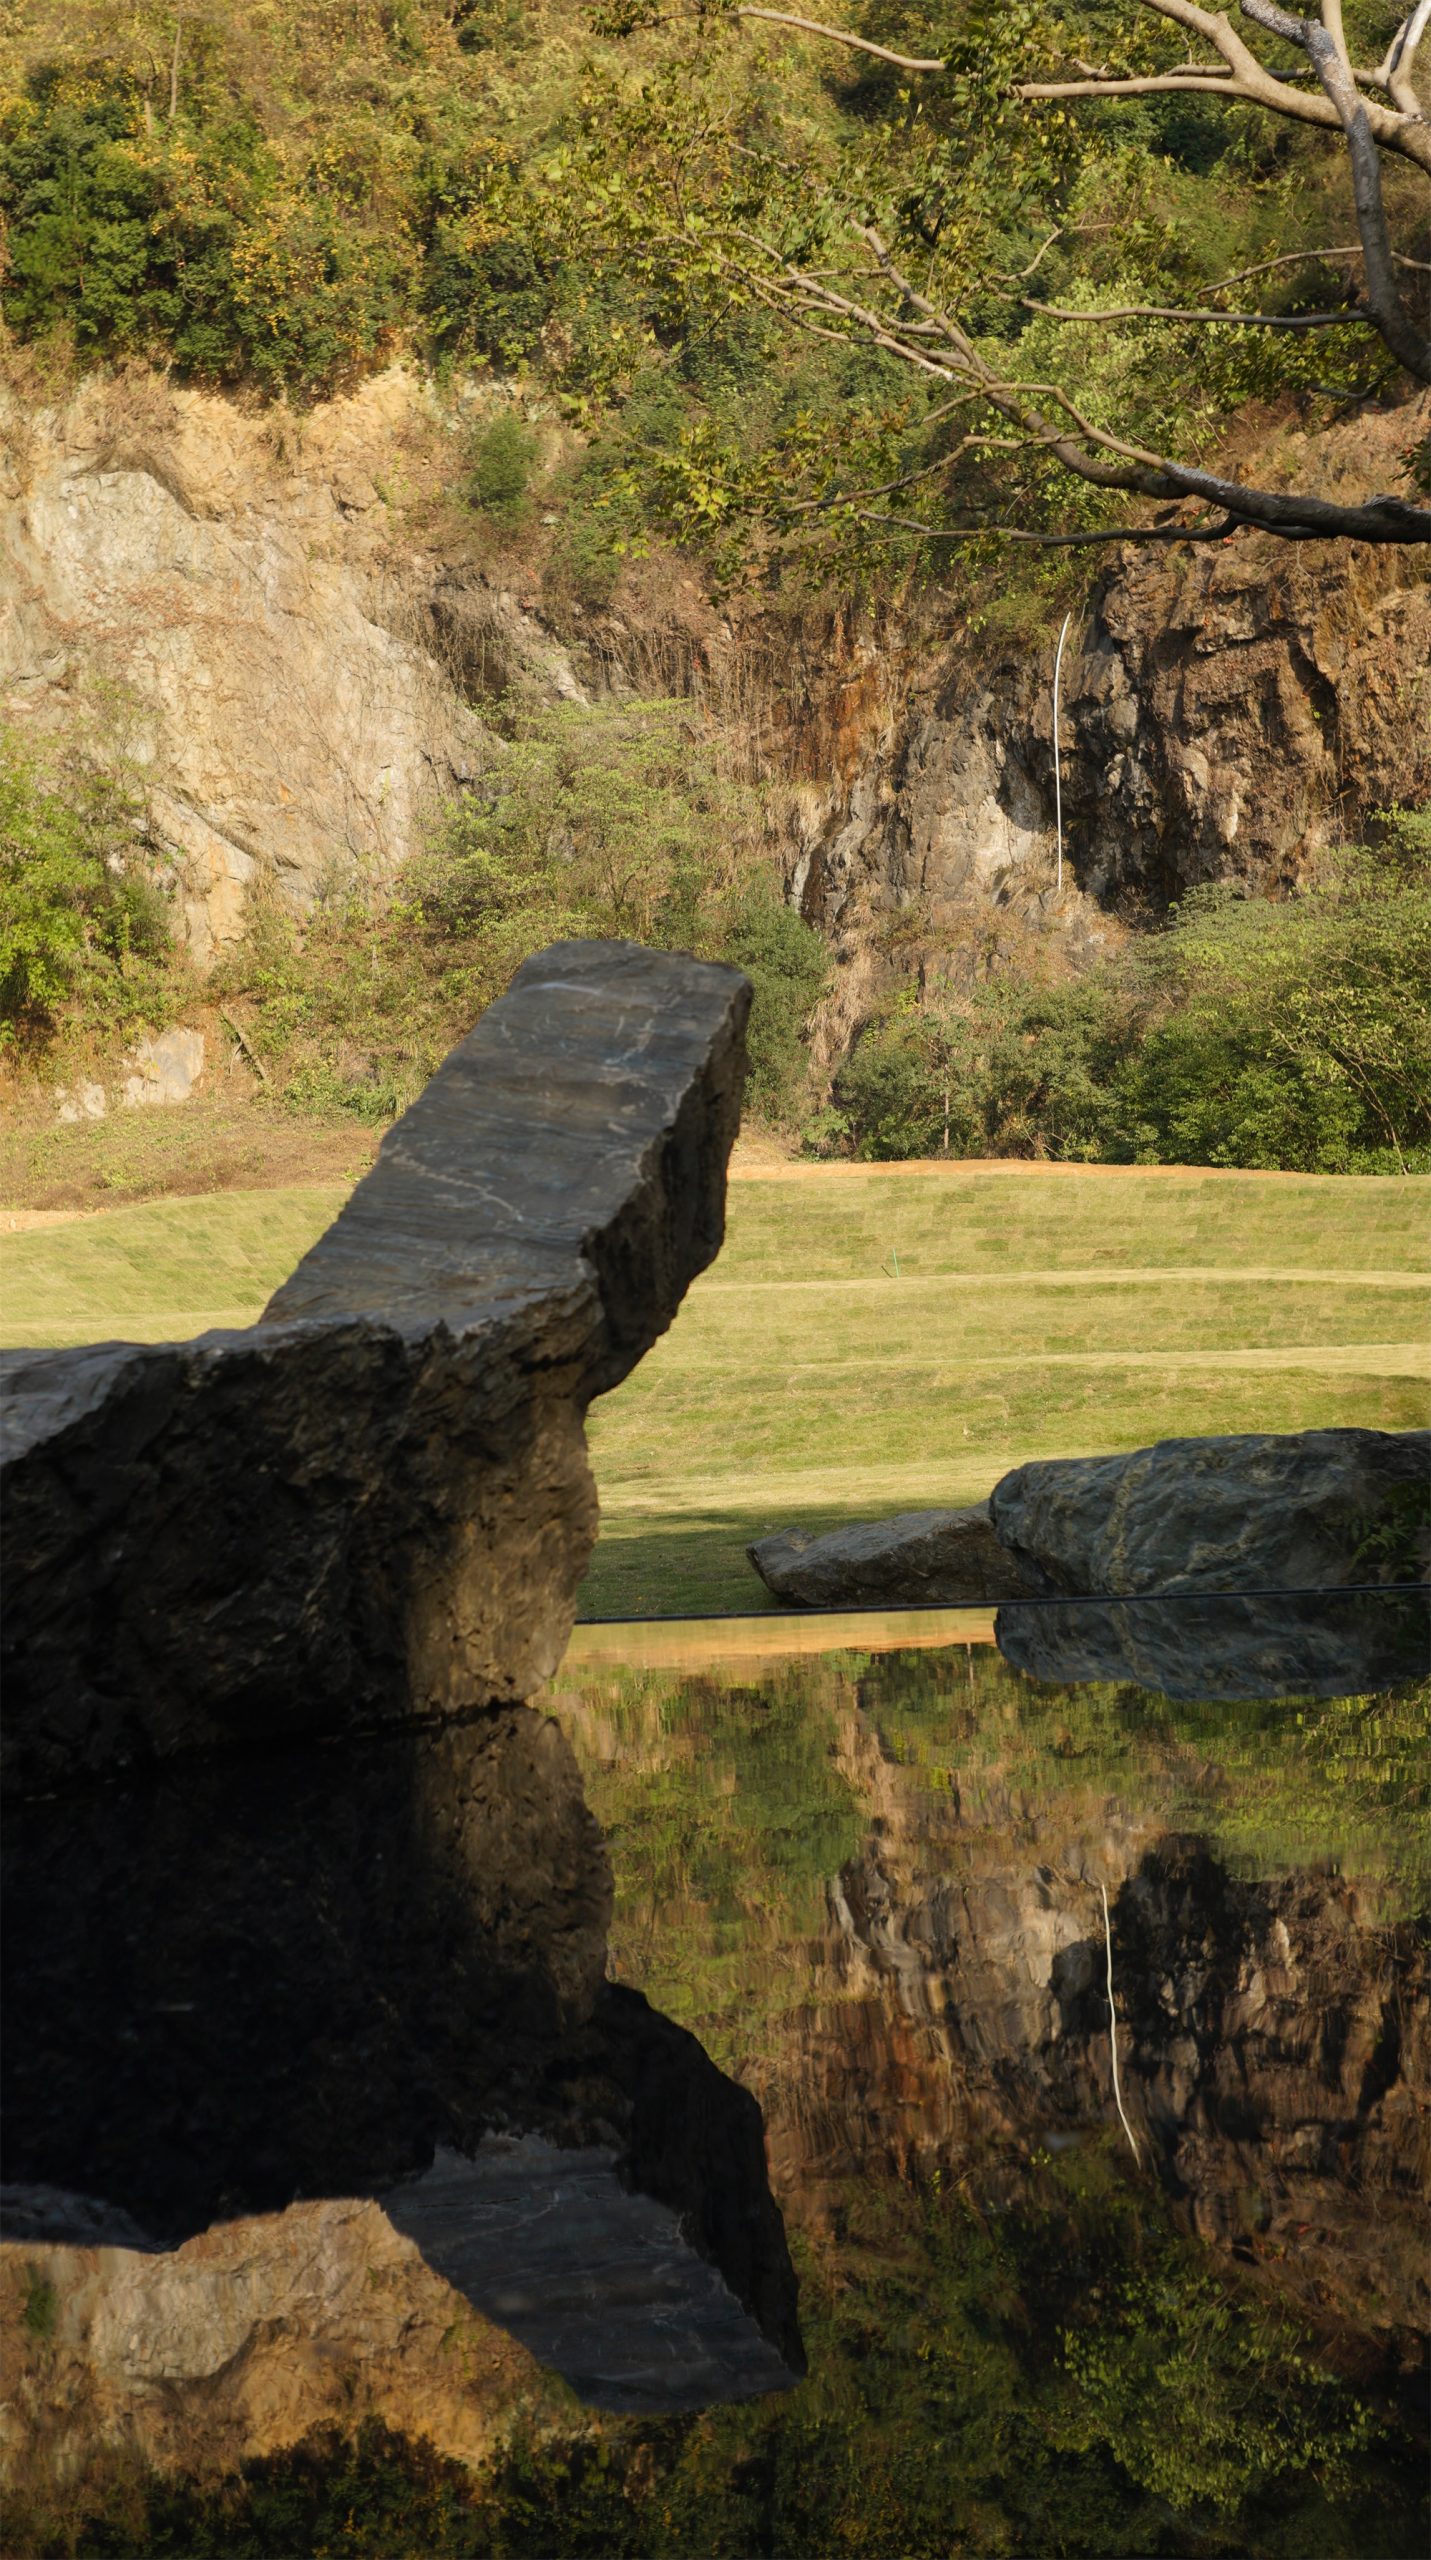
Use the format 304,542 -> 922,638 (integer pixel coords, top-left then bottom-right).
550,1656 -> 866,2072
20,2147 -> 1418,2560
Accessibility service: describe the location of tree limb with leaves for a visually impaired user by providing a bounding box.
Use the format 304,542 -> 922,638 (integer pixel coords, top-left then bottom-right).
615,0 -> 1430,544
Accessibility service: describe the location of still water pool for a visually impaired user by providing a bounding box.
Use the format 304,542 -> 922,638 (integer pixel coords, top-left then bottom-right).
536,1598 -> 1428,2558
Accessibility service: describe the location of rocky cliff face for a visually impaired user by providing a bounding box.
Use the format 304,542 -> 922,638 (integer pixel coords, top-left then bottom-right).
762,399 -> 1430,1056
798,1760 -> 1429,2350
5,373 -> 1425,1026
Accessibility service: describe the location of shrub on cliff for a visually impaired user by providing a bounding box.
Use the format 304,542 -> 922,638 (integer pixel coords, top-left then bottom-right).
208,699 -> 825,1127
0,733 -> 177,1046
829,826 -> 1431,1175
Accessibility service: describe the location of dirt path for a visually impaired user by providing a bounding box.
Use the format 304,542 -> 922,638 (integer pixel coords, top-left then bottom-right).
699,1268 -> 1431,1292
727,1157 -> 1419,1184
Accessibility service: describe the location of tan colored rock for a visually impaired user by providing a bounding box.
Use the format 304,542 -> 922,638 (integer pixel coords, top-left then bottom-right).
0,2200 -> 547,2494
121,1027 -> 205,1107
0,371 -> 487,966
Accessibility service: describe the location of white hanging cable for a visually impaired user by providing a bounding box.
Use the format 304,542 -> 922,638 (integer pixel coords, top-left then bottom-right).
1052,610 -> 1072,896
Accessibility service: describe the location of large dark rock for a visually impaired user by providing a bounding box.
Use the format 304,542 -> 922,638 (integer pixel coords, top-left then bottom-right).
989,1428 -> 1429,1699
2,942 -> 806,2408
1,941 -> 750,1788
990,1427 -> 1430,1599
747,1502 -> 1040,1609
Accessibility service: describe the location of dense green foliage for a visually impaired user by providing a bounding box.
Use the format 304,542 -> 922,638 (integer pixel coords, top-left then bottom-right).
0,729 -> 180,1043
4,3 -> 1416,563
829,818 -> 1431,1171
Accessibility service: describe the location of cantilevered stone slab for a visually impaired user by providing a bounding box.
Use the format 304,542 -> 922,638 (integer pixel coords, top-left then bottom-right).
1,941 -> 750,1788
2,943 -> 805,2405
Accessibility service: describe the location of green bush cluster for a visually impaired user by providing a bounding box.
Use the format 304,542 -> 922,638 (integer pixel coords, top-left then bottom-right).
0,730 -> 180,1045
0,70 -> 418,396
208,699 -> 827,1125
828,819 -> 1431,1174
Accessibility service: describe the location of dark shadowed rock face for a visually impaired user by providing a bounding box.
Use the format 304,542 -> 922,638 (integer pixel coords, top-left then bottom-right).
747,1504 -> 1039,1609
1,943 -> 806,2408
1,941 -> 750,1789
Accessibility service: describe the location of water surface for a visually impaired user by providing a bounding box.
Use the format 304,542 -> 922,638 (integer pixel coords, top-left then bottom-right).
541,1601 -> 1428,2557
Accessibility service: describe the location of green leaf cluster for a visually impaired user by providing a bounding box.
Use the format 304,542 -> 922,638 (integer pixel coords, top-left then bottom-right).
829,824 -> 1431,1171
0,729 -> 179,1045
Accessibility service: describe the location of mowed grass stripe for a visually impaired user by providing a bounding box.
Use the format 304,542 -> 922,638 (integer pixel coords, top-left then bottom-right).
2,1164 -> 1427,1622
698,1266 -> 1428,1291
649,1280 -> 1430,1357
582,1165 -> 1430,1611
0,1184 -> 347,1334
710,1170 -> 1430,1279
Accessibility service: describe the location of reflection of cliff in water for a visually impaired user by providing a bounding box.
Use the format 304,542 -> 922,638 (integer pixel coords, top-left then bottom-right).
550,1629 -> 1429,2357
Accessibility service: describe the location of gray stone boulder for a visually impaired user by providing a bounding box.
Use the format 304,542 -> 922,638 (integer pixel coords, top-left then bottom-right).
747,1502 -> 1041,1609
990,1427 -> 1431,1598
2,939 -> 751,1789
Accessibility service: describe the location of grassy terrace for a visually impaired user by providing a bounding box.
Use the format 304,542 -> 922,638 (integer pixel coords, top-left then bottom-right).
2,1161 -> 1427,1616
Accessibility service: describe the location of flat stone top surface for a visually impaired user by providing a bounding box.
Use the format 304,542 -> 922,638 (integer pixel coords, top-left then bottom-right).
382,2140 -> 795,2414
264,942 -> 749,1365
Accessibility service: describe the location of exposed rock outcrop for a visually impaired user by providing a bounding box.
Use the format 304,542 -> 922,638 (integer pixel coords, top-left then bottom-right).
747,1502 -> 1039,1608
5,373 -> 1424,1023
990,1427 -> 1431,1597
0,370 -> 488,962
2,942 -> 805,2415
781,403 -> 1431,944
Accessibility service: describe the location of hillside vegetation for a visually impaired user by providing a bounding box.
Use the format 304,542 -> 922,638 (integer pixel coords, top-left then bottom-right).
2,2 -> 1428,1173
5,2 -> 1422,549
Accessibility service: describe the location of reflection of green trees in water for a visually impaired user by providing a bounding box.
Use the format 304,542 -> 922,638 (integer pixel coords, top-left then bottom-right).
855,1649 -> 1430,1920
562,1650 -> 1429,2090
24,1653 -> 1425,2556
37,2152 -> 1418,2557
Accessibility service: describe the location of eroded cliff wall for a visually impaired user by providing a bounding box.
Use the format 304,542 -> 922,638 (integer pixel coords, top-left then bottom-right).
4,373 -> 1425,1019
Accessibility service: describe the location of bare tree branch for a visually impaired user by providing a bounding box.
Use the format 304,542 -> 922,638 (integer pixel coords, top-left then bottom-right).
852,507 -> 1250,545
1022,294 -> 1369,328
734,7 -> 944,69
725,224 -> 1431,542
703,0 -> 1431,540
1240,0 -> 1430,375
1376,0 -> 1431,119
1017,0 -> 1431,170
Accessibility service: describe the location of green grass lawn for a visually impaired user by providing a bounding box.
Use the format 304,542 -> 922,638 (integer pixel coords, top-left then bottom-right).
3,1165 -> 1427,1616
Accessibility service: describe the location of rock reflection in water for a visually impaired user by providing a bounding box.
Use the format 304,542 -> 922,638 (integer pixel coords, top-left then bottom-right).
550,1604 -> 1428,2356
1,1706 -> 803,2411
994,1583 -> 1430,1700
